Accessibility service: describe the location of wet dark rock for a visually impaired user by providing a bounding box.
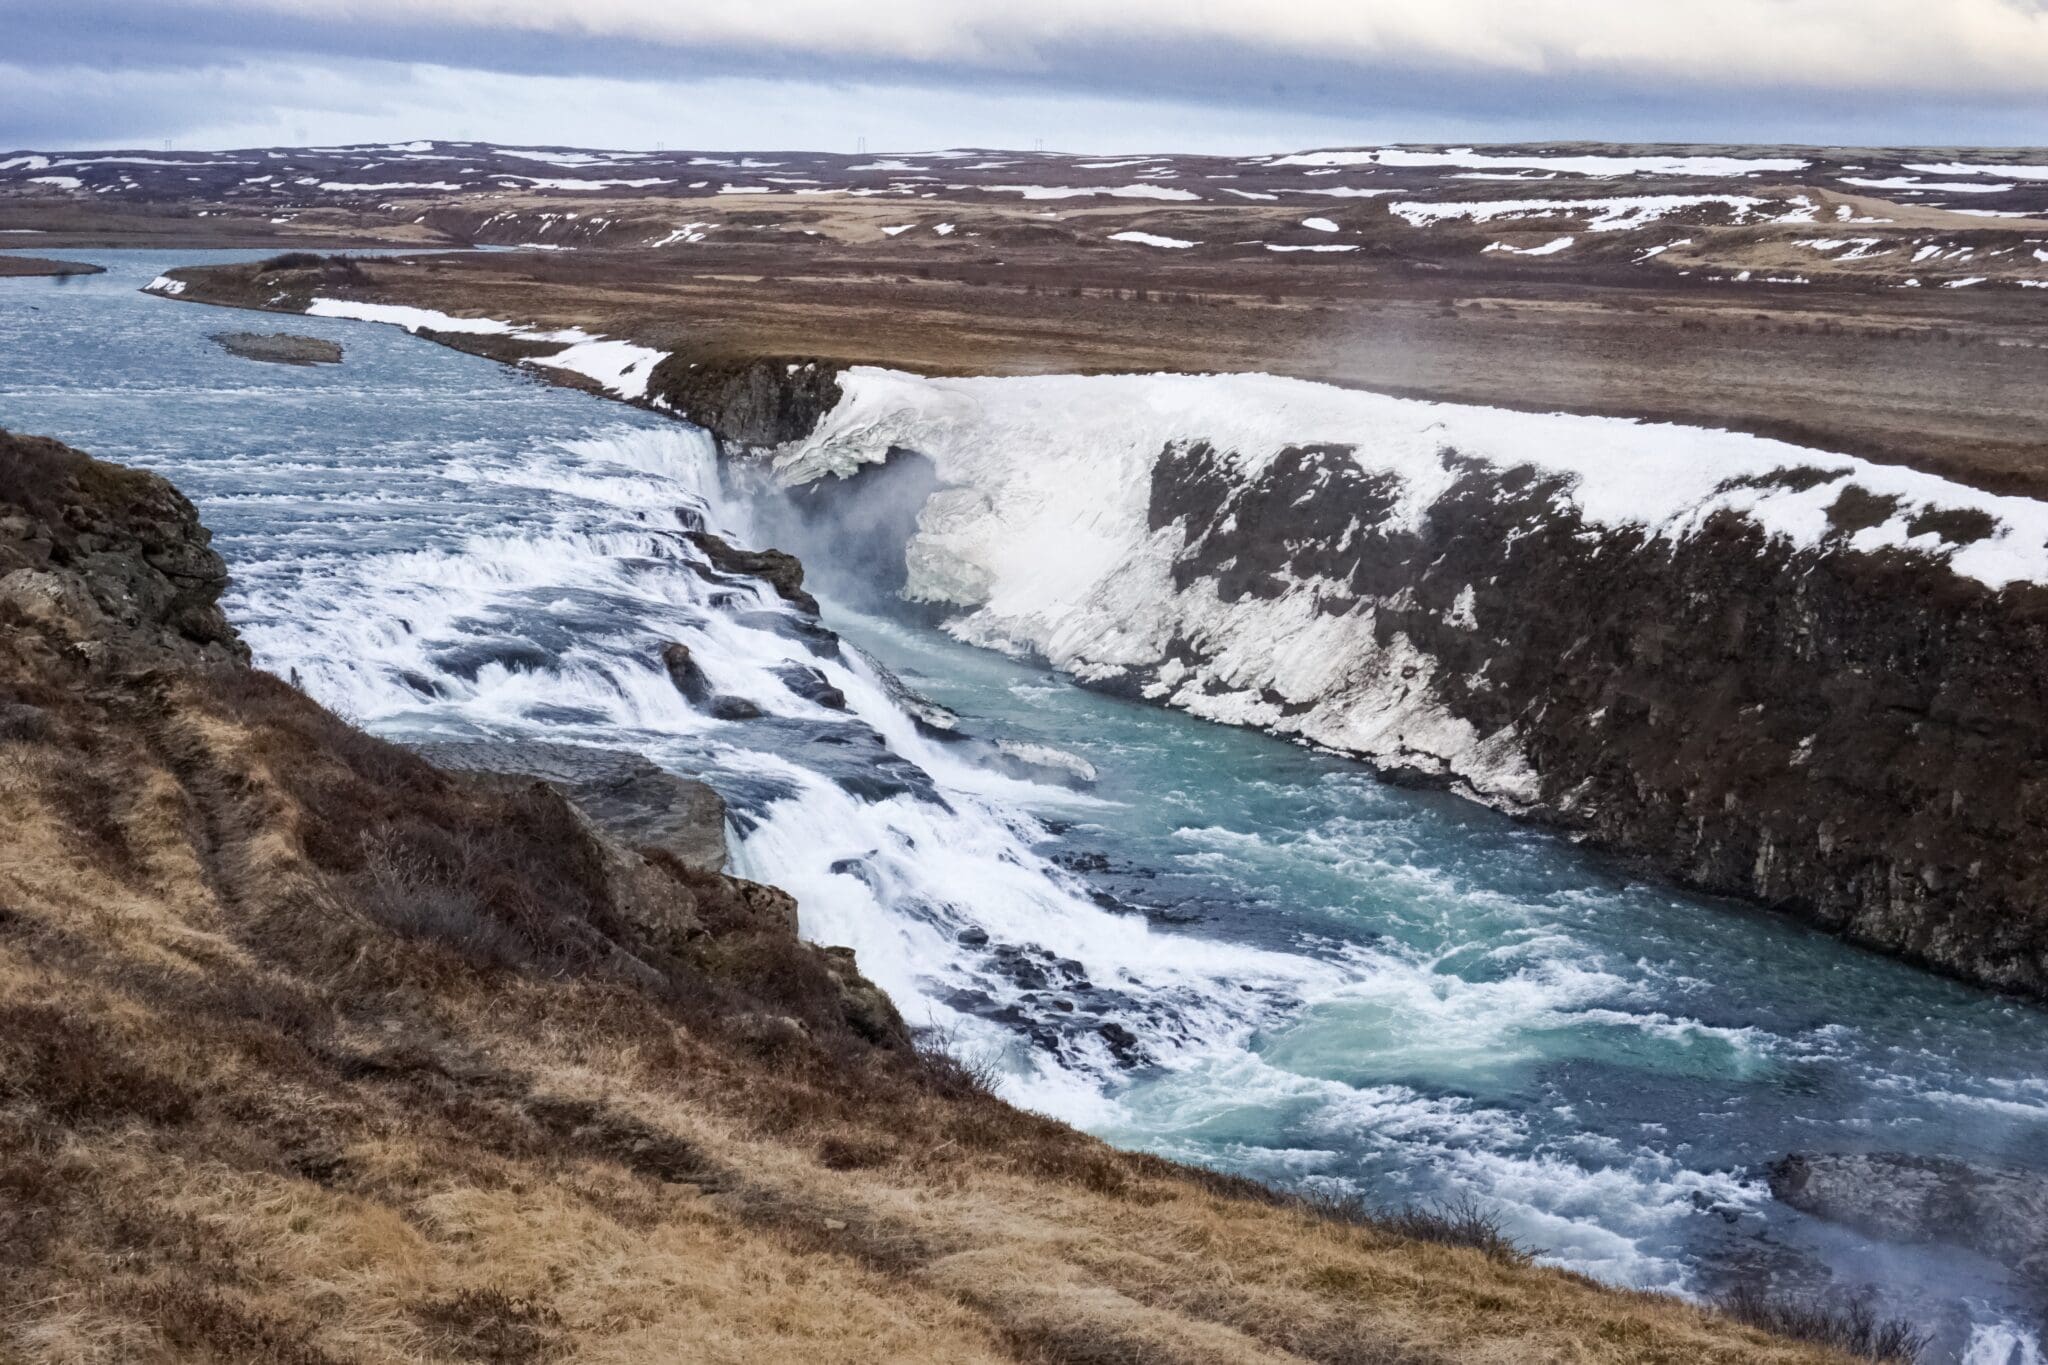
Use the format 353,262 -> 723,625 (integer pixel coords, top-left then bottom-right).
1769,1152 -> 2048,1284
775,663 -> 848,711
707,694 -> 764,721
687,530 -> 818,614
1097,1021 -> 1146,1066
956,927 -> 990,947
661,640 -> 712,704
713,711 -> 944,807
430,639 -> 553,680
731,609 -> 841,659
847,643 -> 962,736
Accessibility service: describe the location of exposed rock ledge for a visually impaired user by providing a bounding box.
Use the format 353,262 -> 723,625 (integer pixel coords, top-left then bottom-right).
1770,1153 -> 2048,1286
769,367 -> 2048,1000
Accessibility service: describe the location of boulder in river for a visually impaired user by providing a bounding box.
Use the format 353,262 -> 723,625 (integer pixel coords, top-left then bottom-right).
661,640 -> 713,704
1769,1152 -> 2048,1285
687,530 -> 819,614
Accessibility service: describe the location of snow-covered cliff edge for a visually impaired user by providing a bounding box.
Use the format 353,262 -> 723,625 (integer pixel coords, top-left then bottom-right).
774,368 -> 2048,997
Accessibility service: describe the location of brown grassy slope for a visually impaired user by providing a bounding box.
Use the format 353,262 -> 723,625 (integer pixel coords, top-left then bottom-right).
0,430 -> 1857,1364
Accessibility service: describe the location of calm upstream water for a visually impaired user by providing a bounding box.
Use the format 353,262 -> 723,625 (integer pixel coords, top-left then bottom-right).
6,250 -> 2046,1360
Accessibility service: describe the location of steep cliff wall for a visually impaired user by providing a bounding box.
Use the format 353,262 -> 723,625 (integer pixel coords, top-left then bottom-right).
772,369 -> 2048,998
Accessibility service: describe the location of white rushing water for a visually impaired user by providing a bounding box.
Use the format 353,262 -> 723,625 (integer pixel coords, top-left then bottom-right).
6,250 -> 2048,1359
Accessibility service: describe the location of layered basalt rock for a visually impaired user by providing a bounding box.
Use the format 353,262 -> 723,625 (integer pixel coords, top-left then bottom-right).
1135,439 -> 2048,996
647,356 -> 842,451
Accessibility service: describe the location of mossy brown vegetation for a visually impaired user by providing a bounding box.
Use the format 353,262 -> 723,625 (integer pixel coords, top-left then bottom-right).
0,429 -> 1865,1363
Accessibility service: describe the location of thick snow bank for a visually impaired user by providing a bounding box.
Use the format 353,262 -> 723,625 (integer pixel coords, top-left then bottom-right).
304,297 -> 669,400
771,367 -> 2048,805
779,368 -> 2048,597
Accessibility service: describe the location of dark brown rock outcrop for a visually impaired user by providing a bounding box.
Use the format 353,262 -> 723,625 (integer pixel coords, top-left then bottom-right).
1135,441 -> 2048,997
0,427 -> 246,664
647,356 -> 842,449
687,530 -> 819,613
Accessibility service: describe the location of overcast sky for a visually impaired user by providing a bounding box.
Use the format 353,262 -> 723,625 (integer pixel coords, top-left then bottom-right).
6,0 -> 2048,152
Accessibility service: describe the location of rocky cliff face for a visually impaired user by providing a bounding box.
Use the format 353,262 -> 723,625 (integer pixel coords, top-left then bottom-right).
1145,441 -> 2048,997
647,356 -> 842,452
770,368 -> 2048,999
0,429 -> 246,665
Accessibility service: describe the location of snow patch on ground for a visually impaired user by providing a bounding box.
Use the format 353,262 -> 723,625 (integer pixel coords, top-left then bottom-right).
306,299 -> 518,334
318,181 -> 461,192
1484,235 -> 1575,256
1109,231 -> 1199,249
987,184 -> 1200,201
502,176 -> 673,190
1840,177 -> 2017,194
1392,195 -> 1769,231
1905,162 -> 2048,182
302,297 -> 667,400
1272,148 -> 1809,177
524,339 -> 669,400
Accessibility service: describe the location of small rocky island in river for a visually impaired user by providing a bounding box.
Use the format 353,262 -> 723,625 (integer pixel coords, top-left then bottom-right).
209,331 -> 343,365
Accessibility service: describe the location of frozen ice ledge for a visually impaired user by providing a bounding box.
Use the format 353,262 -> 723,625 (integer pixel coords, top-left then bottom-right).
751,366 -> 2048,1000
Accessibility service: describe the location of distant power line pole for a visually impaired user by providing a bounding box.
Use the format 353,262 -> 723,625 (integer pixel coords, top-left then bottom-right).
857,135 -> 867,154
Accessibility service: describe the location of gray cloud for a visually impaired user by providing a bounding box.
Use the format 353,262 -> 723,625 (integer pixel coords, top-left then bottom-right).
3,0 -> 2046,150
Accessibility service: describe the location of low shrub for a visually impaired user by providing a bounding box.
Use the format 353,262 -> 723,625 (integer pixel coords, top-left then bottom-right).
1715,1284 -> 1927,1363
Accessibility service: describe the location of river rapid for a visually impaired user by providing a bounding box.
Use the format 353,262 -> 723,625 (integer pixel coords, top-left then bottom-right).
5,250 -> 2046,1361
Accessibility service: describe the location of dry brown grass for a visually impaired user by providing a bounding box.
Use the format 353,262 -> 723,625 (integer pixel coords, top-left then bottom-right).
0,601 -> 1866,1363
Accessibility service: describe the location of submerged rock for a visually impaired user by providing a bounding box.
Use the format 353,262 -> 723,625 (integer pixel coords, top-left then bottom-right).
774,662 -> 848,711
1769,1152 -> 2048,1284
